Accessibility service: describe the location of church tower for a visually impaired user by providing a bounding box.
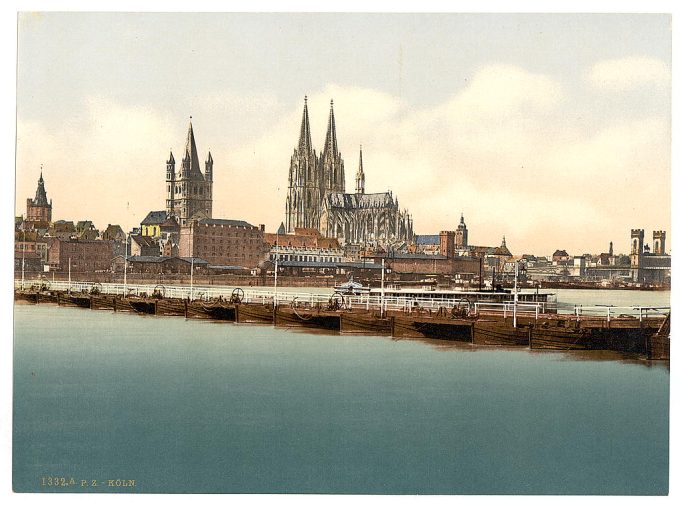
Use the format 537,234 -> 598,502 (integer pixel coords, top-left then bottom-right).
26,168 -> 52,224
318,99 -> 345,199
454,214 -> 468,249
285,96 -> 320,232
653,231 -> 666,255
355,146 -> 365,194
166,119 -> 213,226
630,229 -> 644,281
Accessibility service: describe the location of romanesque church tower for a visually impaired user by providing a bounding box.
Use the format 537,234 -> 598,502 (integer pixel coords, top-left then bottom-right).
166,120 -> 213,226
285,96 -> 320,232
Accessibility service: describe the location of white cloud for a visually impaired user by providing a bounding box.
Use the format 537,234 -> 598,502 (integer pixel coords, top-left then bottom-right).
16,98 -> 176,229
15,63 -> 671,256
445,64 -> 564,118
587,57 -> 670,91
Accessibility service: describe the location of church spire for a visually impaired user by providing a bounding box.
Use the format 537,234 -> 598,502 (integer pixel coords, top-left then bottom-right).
355,145 -> 365,194
34,166 -> 49,206
319,99 -> 345,194
183,117 -> 202,177
323,99 -> 338,158
298,96 -> 313,154
205,151 -> 213,182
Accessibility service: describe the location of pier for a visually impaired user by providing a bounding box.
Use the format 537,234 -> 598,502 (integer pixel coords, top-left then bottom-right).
14,280 -> 670,360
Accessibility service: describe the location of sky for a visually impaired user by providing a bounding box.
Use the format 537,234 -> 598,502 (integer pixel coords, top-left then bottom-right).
14,12 -> 671,256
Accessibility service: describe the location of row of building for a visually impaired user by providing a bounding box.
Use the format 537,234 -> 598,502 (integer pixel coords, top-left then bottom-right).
15,98 -> 670,287
15,165 -> 671,287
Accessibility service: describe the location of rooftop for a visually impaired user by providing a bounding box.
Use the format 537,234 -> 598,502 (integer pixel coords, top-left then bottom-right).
416,235 -> 440,246
198,218 -> 254,228
325,192 -> 395,210
141,211 -> 168,225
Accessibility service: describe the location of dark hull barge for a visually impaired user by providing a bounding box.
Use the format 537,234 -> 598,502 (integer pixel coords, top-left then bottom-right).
14,288 -> 669,361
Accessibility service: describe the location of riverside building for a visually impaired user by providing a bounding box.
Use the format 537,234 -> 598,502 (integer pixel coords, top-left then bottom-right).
178,218 -> 268,269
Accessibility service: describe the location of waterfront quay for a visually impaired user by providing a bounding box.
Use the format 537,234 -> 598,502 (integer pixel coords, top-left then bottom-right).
15,280 -> 670,361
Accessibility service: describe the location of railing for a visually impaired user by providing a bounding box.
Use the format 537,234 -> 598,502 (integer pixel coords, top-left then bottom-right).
15,280 -> 669,321
342,293 -> 549,317
17,280 -> 335,306
573,305 -> 671,322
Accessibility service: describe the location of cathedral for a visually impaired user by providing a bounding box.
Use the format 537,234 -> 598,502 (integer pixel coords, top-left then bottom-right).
166,120 -> 213,225
285,97 -> 413,247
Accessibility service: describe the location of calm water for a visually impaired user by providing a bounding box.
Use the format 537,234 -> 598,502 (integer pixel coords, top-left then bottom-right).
552,288 -> 670,311
13,300 -> 669,494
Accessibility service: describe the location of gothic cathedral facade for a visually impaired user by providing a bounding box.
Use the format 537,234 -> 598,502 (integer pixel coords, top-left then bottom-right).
166,120 -> 213,226
285,97 -> 413,247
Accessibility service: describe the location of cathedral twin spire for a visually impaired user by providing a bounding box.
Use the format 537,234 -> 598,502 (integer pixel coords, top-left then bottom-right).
318,99 -> 345,197
322,100 -> 339,159
286,96 -> 414,245
286,96 -> 346,232
298,96 -> 314,155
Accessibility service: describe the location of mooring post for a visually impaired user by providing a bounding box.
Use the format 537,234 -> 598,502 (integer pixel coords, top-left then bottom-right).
390,316 -> 395,337
234,303 -> 239,323
645,330 -> 650,358
113,296 -> 117,312
184,299 -> 188,319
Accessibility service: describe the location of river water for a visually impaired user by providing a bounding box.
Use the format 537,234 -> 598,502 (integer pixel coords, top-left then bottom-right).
12,289 -> 670,494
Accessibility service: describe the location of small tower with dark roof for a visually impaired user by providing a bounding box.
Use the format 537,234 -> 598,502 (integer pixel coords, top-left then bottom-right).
454,213 -> 468,249
205,151 -> 213,183
26,168 -> 52,224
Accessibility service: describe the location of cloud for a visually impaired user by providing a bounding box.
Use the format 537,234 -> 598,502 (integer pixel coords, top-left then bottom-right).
16,63 -> 671,256
587,57 -> 670,91
16,98 -> 176,229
